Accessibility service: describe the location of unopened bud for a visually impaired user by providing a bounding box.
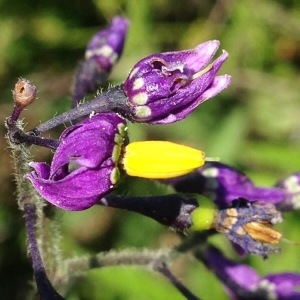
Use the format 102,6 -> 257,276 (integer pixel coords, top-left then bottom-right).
13,78 -> 37,108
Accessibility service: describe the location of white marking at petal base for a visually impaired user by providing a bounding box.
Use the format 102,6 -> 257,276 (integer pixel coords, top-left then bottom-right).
85,45 -> 117,63
135,106 -> 152,118
284,175 -> 300,193
132,92 -> 148,105
254,279 -> 277,300
132,78 -> 145,90
201,167 -> 219,178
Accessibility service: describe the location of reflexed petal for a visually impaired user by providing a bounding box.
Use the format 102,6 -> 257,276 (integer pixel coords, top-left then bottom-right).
27,113 -> 126,211
27,164 -> 115,210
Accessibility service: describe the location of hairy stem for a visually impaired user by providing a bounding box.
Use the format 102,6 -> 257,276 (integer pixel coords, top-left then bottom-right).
24,204 -> 64,300
33,85 -> 130,134
6,120 -> 63,298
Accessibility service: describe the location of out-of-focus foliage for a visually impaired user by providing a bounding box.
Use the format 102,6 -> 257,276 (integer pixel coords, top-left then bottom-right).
1,0 -> 300,299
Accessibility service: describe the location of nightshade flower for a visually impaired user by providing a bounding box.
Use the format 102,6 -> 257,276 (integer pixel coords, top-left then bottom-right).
73,16 -> 129,105
123,40 -> 231,124
214,199 -> 282,258
168,162 -> 290,208
191,198 -> 283,258
27,113 -> 127,211
85,16 -> 129,73
27,116 -> 207,210
198,245 -> 300,299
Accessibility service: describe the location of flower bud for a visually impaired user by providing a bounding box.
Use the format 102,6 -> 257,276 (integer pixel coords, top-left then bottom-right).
13,78 -> 37,108
123,41 -> 231,124
85,16 -> 129,72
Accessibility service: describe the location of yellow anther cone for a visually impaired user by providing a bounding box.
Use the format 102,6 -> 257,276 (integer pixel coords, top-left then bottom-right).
122,141 -> 205,179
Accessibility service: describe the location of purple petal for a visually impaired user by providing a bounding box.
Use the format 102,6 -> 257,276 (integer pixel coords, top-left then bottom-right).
163,74 -> 231,124
28,162 -> 51,179
205,247 -> 260,292
263,273 -> 300,298
52,114 -> 125,171
186,40 -> 220,71
27,113 -> 126,211
27,164 -> 115,210
168,162 -> 286,208
85,16 -> 129,71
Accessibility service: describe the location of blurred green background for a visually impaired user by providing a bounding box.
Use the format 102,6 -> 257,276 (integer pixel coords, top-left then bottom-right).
1,0 -> 300,299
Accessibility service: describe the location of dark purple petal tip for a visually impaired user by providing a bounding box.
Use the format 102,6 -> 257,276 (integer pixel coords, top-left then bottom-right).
27,113 -> 127,211
85,16 -> 129,72
123,41 -> 231,124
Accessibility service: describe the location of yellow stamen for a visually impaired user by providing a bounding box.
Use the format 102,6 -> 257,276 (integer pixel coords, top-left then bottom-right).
122,141 -> 205,179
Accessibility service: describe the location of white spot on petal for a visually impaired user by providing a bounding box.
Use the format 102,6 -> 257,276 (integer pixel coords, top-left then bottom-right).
132,78 -> 145,90
284,175 -> 300,193
132,92 -> 148,105
135,106 -> 152,118
86,45 -> 118,63
202,167 -> 219,178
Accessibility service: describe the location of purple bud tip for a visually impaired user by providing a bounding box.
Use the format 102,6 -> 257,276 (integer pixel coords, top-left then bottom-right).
123,40 -> 231,124
85,16 -> 130,72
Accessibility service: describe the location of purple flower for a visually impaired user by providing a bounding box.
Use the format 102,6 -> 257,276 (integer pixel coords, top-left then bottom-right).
215,200 -> 282,258
168,162 -> 287,208
85,16 -> 129,72
73,16 -> 129,105
123,41 -> 231,124
201,246 -> 300,299
27,113 -> 127,211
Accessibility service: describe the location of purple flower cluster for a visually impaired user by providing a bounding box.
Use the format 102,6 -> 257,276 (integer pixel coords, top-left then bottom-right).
169,161 -> 300,210
11,14 -> 299,300
72,16 -> 129,105
27,17 -> 231,211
